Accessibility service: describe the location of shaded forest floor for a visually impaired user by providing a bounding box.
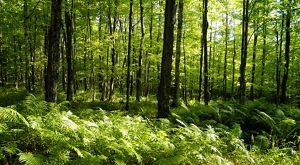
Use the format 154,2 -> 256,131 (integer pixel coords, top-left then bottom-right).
0,87 -> 300,164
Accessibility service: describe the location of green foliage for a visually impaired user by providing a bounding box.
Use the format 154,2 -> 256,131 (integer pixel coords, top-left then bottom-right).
0,96 -> 299,164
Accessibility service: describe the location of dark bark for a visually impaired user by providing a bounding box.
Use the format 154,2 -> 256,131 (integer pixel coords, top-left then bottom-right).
157,0 -> 176,118
172,0 -> 184,107
250,21 -> 258,100
126,0 -> 133,111
61,33 -> 66,91
83,34 -> 88,91
239,0 -> 249,104
136,0 -> 145,102
45,0 -> 62,102
198,35 -> 203,102
65,4 -> 73,102
108,1 -> 117,101
203,0 -> 209,105
281,0 -> 291,103
260,2 -> 267,95
183,32 -> 188,105
231,38 -> 236,95
23,0 -> 30,93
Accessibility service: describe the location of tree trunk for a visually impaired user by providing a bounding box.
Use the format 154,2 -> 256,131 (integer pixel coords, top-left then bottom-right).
65,2 -> 73,102
61,33 -> 66,91
281,0 -> 291,103
198,35 -> 203,102
45,0 -> 62,102
239,0 -> 249,104
203,0 -> 209,105
183,31 -> 188,105
231,38 -> 236,95
157,0 -> 176,118
172,0 -> 184,107
136,0 -> 145,102
108,2 -> 117,101
223,4 -> 228,100
126,0 -> 133,111
260,2 -> 267,95
250,21 -> 258,100
23,0 -> 30,93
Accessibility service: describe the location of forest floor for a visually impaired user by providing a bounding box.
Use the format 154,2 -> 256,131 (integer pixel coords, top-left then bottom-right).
0,87 -> 300,164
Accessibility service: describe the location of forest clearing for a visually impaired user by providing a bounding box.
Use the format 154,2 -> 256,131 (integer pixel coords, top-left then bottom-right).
0,0 -> 300,164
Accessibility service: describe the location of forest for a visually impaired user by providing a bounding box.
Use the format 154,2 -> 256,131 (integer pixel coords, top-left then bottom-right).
0,0 -> 300,164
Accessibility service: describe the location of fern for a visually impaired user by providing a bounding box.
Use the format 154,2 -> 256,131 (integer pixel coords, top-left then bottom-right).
0,107 -> 29,126
18,152 -> 43,165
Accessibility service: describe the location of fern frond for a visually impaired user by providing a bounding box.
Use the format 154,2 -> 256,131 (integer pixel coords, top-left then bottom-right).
0,107 -> 29,126
18,152 -> 43,165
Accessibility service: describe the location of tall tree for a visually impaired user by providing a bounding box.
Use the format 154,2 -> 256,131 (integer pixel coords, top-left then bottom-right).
136,0 -> 145,102
65,0 -> 73,102
157,0 -> 176,118
126,0 -> 133,111
223,0 -> 228,99
203,0 -> 209,105
239,0 -> 249,104
45,0 -> 62,102
281,0 -> 291,103
172,0 -> 184,107
250,20 -> 258,100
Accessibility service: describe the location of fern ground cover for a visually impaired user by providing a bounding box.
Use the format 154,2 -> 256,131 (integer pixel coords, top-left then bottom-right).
0,91 -> 299,164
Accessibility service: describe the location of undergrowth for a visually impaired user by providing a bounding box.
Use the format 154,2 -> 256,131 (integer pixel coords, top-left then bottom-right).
0,94 -> 299,164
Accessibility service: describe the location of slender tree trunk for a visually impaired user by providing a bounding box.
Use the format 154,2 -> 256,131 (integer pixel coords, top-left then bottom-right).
260,3 -> 267,95
231,38 -> 236,95
223,4 -> 228,100
72,0 -> 77,95
172,0 -> 184,107
250,21 -> 258,100
65,1 -> 73,102
198,35 -> 203,102
157,0 -> 176,118
275,20 -> 280,106
144,0 -> 153,100
281,0 -> 291,103
31,16 -> 37,91
203,0 -> 209,105
108,2 -> 117,101
239,0 -> 249,104
61,33 -> 66,91
83,34 -> 88,91
87,3 -> 95,101
24,0 -> 31,93
136,0 -> 145,102
126,0 -> 133,111
45,0 -> 62,102
183,31 -> 188,105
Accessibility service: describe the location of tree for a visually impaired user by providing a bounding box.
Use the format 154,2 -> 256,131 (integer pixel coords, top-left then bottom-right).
65,0 -> 73,102
250,20 -> 258,100
157,0 -> 176,118
203,0 -> 209,105
126,0 -> 133,111
281,0 -> 291,103
239,0 -> 249,104
223,0 -> 229,99
45,0 -> 62,102
136,0 -> 145,102
172,0 -> 184,107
